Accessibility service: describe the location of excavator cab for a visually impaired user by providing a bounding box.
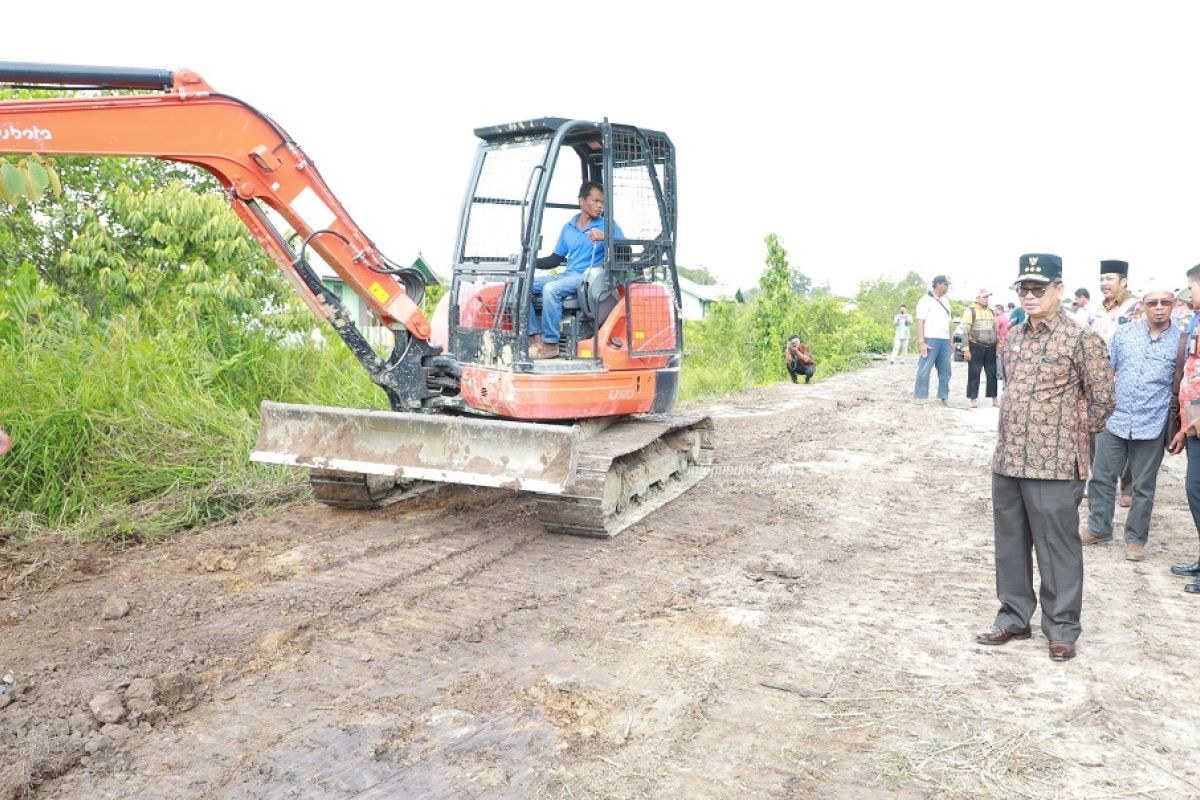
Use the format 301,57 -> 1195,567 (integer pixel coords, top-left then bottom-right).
448,119 -> 684,419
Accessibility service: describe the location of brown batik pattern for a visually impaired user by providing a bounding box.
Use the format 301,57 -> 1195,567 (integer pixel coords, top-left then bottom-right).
993,309 -> 1115,480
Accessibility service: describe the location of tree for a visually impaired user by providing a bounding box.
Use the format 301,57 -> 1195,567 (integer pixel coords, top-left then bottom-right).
678,265 -> 718,286
855,271 -> 927,327
789,268 -> 812,296
753,233 -> 795,366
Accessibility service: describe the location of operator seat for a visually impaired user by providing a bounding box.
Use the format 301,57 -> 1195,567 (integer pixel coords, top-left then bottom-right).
560,266 -> 616,320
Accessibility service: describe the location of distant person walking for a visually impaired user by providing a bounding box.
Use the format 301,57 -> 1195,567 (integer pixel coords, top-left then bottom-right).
1082,281 -> 1181,561
976,254 -> 1114,663
995,304 -> 1010,342
890,305 -> 911,364
961,288 -> 1000,408
1072,287 -> 1093,326
785,337 -> 816,384
913,275 -> 953,406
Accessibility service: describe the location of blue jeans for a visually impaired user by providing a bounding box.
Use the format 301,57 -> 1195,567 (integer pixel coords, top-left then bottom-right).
530,272 -> 583,344
913,337 -> 951,399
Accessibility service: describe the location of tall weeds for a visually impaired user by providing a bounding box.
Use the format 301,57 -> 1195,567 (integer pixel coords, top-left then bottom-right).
0,305 -> 377,543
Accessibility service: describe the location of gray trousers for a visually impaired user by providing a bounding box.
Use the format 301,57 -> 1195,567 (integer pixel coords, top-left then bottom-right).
1088,434 -> 1133,497
1087,427 -> 1166,545
992,474 -> 1085,642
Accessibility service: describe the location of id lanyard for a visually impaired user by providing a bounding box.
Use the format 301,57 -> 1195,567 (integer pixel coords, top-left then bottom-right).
1189,312 -> 1200,357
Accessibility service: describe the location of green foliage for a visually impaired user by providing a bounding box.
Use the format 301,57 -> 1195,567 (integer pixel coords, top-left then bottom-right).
680,233 -> 891,400
0,154 -> 60,205
0,300 -> 378,543
0,153 -> 371,543
678,265 -> 719,286
789,268 -> 812,296
421,281 -> 447,318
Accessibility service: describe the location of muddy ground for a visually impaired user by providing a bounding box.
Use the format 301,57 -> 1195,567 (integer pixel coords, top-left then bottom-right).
3,362 -> 1200,799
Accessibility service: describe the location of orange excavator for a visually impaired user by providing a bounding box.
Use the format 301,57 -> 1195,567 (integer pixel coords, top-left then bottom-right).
0,62 -> 712,536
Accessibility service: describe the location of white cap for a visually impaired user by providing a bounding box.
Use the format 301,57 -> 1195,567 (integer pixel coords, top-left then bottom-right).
1141,277 -> 1177,298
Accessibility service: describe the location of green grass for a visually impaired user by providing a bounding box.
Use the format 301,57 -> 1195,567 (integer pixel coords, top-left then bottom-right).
0,311 -> 379,544
0,290 -> 889,545
679,296 -> 887,402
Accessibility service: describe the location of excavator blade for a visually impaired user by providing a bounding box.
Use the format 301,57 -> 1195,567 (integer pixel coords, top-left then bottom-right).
250,401 -> 578,494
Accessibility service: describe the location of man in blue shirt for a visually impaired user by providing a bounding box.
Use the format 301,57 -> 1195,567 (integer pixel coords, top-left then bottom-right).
529,181 -> 624,360
1081,283 -> 1182,560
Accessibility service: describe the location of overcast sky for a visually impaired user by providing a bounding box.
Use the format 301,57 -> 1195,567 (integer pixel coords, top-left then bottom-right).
8,1 -> 1200,307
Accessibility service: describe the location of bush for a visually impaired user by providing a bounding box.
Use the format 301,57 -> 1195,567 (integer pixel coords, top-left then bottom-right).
679,235 -> 895,401
0,285 -> 378,543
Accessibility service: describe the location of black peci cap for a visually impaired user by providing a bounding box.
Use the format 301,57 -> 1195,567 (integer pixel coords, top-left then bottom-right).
1015,253 -> 1062,284
1100,260 -> 1129,277
932,275 -> 950,287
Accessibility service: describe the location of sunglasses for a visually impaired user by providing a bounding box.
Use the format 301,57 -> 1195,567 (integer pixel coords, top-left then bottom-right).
1143,299 -> 1173,307
1016,285 -> 1053,298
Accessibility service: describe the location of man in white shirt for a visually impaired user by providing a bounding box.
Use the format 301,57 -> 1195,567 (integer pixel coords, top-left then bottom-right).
1072,288 -> 1092,326
913,275 -> 954,405
890,304 -> 912,364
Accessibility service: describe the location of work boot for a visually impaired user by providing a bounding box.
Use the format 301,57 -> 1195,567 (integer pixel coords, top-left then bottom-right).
1119,495 -> 1133,508
531,342 -> 559,360
1080,530 -> 1112,545
1171,560 -> 1200,577
1186,577 -> 1200,594
1125,543 -> 1147,562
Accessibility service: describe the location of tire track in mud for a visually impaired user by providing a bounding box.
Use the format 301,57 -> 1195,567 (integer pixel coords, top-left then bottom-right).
40,436 -> 789,798
31,367 -> 1102,800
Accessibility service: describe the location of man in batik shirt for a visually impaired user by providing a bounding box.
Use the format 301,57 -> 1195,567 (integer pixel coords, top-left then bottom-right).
976,254 -> 1115,662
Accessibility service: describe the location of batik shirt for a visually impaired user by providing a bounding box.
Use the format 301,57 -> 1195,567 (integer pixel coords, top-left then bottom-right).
1178,315 -> 1200,433
993,310 -> 1115,480
1088,294 -> 1139,345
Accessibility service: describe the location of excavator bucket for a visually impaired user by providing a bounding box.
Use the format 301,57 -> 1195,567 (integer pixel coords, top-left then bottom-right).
250,401 -> 579,494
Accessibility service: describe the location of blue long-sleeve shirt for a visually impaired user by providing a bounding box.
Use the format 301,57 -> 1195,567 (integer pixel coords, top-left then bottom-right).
1107,319 -> 1182,440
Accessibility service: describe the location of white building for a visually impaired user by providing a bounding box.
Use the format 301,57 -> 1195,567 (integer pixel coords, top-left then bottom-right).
314,255 -> 440,349
677,275 -> 739,320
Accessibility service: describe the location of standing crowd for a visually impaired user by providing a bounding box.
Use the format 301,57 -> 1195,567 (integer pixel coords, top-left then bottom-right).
906,254 -> 1200,663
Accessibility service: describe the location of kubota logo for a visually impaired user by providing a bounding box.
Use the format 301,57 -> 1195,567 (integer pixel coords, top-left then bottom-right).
0,123 -> 53,141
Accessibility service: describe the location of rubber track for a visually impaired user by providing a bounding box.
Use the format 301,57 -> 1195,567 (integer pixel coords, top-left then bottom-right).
535,413 -> 715,537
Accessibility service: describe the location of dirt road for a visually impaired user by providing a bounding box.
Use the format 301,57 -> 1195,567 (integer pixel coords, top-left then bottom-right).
4,362 -> 1200,799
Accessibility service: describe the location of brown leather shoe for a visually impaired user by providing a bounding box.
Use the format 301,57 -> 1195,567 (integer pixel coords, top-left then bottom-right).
1048,641 -> 1076,661
1119,495 -> 1133,508
975,626 -> 1032,645
1080,530 -> 1112,545
1125,543 -> 1147,562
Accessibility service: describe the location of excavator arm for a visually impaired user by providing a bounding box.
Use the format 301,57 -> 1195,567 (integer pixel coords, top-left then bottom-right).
0,62 -> 450,411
